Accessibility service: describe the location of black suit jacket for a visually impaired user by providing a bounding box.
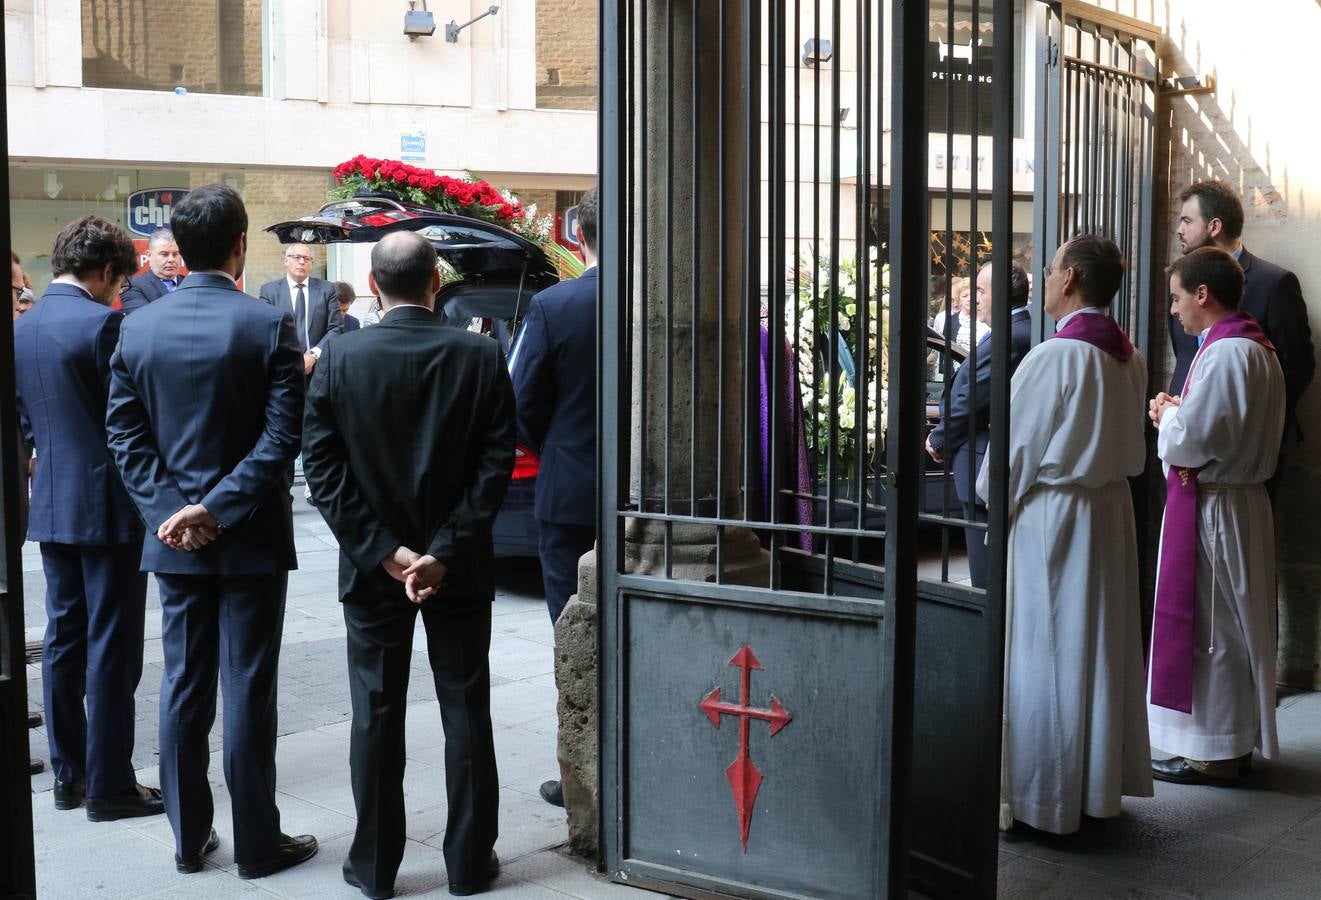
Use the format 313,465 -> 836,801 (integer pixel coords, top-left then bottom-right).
107,272 -> 305,574
1169,246 -> 1314,452
508,268 -> 597,526
302,306 -> 516,604
928,307 -> 1033,504
120,271 -> 178,314
258,277 -> 343,351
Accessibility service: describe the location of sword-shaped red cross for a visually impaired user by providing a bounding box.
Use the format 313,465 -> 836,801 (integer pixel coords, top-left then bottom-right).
698,644 -> 792,852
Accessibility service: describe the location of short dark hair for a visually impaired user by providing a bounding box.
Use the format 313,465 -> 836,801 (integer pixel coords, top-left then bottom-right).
371,232 -> 437,303
50,215 -> 137,280
1179,181 -> 1245,241
333,281 -> 356,306
169,184 -> 248,271
1167,246 -> 1244,309
577,187 -> 598,255
147,228 -> 176,249
1061,234 -> 1126,307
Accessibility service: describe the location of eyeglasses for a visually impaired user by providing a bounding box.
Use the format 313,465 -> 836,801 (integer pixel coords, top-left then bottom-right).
1042,264 -> 1053,279
285,254 -> 313,263
11,286 -> 23,300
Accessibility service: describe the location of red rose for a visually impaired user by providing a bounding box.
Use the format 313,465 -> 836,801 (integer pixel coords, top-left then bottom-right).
407,175 -> 421,187
393,171 -> 408,183
445,182 -> 464,198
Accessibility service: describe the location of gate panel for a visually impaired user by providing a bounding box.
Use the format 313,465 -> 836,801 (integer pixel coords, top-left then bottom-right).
599,0 -> 1022,896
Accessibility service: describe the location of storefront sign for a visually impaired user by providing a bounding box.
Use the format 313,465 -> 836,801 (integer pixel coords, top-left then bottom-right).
126,188 -> 189,237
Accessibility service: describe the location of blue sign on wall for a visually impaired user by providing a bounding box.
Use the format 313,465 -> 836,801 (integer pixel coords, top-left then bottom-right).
126,188 -> 189,237
401,128 -> 427,162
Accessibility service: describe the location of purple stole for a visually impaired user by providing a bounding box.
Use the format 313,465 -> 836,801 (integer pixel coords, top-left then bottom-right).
1052,309 -> 1135,361
1149,311 -> 1275,713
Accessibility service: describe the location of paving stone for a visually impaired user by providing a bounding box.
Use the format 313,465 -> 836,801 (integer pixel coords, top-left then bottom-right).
1119,781 -> 1321,845
1201,846 -> 1321,899
997,855 -> 1186,899
33,827 -> 199,899
488,679 -> 561,729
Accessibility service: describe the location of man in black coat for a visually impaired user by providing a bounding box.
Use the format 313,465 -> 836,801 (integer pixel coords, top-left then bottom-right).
925,261 -> 1033,589
1168,181 -> 1315,474
259,243 -> 344,376
107,184 -> 317,878
14,216 -> 160,820
120,229 -> 183,313
303,231 -> 514,899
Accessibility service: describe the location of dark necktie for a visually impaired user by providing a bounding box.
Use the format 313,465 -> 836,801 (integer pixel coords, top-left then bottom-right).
163,279 -> 176,293
294,283 -> 308,351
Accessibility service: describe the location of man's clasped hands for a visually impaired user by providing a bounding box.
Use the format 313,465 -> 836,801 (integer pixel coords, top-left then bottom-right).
158,505 -> 447,605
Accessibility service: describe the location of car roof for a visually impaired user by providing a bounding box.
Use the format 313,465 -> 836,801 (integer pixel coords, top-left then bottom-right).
265,195 -> 560,316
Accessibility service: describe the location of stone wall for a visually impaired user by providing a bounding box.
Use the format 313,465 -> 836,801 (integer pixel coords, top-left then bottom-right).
233,169 -> 334,289
534,0 -> 598,110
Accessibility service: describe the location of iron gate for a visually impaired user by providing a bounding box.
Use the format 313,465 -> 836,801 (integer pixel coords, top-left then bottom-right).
598,0 -> 1022,897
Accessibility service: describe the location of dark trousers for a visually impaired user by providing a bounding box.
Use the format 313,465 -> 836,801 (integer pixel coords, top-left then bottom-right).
40,542 -> 148,795
537,520 -> 595,624
963,502 -> 988,590
343,596 -> 498,896
156,572 -> 287,864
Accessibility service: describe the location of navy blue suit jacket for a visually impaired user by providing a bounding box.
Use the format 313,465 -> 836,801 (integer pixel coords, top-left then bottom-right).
258,277 -> 343,352
509,268 -> 597,526
928,307 -> 1033,505
1169,247 -> 1314,453
107,272 -> 305,574
120,271 -> 178,314
14,283 -> 143,545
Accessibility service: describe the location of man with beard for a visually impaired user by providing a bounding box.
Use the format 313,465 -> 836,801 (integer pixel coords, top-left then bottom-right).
1168,181 -> 1313,484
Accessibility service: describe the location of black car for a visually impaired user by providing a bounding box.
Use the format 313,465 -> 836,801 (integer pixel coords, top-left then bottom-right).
268,194 -> 562,557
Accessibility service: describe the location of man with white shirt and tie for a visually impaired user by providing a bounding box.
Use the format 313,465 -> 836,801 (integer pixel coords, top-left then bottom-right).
259,243 -> 343,376
121,229 -> 183,313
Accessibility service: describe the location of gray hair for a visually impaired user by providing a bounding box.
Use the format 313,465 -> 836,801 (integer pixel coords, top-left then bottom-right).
147,228 -> 176,249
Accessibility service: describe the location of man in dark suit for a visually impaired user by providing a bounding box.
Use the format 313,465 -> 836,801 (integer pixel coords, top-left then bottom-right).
259,243 -> 343,376
925,261 -> 1033,589
120,229 -> 183,313
1168,181 -> 1314,477
106,184 -> 317,878
14,216 -> 161,820
507,187 -> 598,809
334,281 -> 361,332
303,231 -> 513,899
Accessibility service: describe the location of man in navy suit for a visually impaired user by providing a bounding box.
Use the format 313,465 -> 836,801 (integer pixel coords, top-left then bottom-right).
925,261 -> 1033,589
259,243 -> 344,376
120,229 -> 183,313
1167,181 -> 1314,481
14,215 -> 161,820
508,187 -> 598,809
107,184 -> 318,878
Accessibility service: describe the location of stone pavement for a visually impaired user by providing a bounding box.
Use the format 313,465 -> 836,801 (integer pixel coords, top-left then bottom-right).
23,500 -> 660,899
21,500 -> 1321,898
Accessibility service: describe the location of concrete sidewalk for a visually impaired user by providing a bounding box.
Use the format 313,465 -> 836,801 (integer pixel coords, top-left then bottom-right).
24,501 -> 656,899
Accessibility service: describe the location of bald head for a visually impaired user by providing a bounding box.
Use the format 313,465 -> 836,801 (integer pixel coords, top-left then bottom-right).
369,231 -> 440,310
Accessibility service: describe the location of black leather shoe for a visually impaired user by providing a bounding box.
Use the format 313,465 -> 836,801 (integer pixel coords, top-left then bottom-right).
29,759 -> 44,775
343,861 -> 395,899
237,834 -> 318,879
27,712 -> 42,728
175,828 -> 220,874
539,779 -> 564,808
86,783 -> 164,821
53,779 -> 85,810
1151,756 -> 1238,787
448,850 -> 499,896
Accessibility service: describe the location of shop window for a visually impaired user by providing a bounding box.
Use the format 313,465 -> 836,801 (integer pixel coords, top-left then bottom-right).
81,0 -> 264,97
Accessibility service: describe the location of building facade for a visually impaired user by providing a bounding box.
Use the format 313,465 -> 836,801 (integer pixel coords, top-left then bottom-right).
5,0 -> 597,293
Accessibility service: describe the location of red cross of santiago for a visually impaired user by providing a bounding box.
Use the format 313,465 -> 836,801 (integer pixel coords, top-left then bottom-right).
698,644 -> 792,852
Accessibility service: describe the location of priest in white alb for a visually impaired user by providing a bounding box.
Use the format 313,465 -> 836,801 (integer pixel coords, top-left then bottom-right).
1147,246 -> 1284,785
979,234 -> 1153,835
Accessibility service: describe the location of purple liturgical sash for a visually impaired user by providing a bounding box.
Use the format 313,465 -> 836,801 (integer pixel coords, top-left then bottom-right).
1052,309 -> 1135,361
1149,311 -> 1275,713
